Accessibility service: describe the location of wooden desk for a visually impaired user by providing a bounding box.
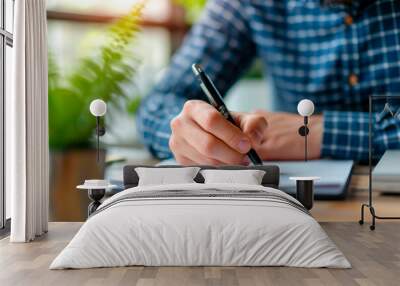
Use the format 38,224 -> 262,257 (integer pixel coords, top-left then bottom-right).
312,165 -> 400,222
50,162 -> 400,223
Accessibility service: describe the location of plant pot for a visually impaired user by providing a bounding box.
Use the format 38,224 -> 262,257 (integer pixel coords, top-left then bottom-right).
49,149 -> 106,222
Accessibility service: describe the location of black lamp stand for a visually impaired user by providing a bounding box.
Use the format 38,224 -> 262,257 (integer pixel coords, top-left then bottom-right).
95,116 -> 106,163
298,116 -> 310,162
291,115 -> 316,210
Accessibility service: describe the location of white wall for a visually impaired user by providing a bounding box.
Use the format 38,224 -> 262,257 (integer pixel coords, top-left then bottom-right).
226,77 -> 276,113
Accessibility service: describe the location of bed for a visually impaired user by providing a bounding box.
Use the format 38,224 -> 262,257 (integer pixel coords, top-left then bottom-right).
50,165 -> 350,269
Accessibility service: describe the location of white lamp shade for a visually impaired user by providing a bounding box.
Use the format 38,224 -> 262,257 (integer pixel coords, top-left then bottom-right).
90,99 -> 107,117
297,99 -> 315,117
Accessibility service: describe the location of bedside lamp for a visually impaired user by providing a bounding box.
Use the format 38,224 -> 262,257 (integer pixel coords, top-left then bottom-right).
89,99 -> 107,163
291,99 -> 319,210
76,99 -> 114,217
297,99 -> 315,162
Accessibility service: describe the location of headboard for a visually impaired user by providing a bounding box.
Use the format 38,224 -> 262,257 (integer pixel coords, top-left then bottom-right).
123,165 -> 280,189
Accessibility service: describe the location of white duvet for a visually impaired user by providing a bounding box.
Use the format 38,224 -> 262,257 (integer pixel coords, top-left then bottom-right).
50,183 -> 351,269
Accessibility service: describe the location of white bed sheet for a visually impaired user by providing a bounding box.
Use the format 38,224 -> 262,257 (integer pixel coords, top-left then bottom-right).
50,183 -> 350,269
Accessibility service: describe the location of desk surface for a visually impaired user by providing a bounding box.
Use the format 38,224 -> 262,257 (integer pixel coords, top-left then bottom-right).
313,165 -> 400,221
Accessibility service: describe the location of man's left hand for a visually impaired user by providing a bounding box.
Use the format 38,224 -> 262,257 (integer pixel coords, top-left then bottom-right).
251,111 -> 323,161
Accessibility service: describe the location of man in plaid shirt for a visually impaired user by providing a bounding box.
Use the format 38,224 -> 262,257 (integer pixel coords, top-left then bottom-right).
136,0 -> 400,165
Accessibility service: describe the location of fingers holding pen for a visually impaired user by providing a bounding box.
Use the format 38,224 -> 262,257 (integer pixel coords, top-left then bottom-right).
169,126 -> 224,165
186,101 -> 252,155
170,114 -> 247,165
232,112 -> 268,146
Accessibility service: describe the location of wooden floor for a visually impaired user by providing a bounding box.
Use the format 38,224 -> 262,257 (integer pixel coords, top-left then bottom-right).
1,222 -> 399,286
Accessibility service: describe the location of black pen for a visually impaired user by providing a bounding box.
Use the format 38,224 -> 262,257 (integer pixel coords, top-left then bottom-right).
192,63 -> 263,165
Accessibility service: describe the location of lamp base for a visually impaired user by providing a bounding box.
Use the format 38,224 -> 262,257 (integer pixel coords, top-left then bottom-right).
296,180 -> 314,210
289,177 -> 320,210
87,189 -> 106,216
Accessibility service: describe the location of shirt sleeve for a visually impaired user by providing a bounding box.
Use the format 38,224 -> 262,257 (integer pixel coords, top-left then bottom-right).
136,0 -> 256,159
321,110 -> 400,161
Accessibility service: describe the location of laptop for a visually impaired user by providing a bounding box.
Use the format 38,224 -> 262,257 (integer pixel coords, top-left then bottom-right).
372,150 -> 400,193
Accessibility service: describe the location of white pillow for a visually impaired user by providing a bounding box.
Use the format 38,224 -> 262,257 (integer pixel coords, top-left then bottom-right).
135,167 -> 201,186
200,169 -> 266,185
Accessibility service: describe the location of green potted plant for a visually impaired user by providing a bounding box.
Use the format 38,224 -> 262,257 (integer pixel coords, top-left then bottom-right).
175,0 -> 207,23
48,3 -> 144,221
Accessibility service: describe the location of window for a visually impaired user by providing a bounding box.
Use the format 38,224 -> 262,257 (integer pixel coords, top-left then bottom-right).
1,0 -> 14,230
46,0 -> 172,22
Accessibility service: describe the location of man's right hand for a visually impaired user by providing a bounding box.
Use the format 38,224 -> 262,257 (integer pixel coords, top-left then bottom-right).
169,100 -> 267,165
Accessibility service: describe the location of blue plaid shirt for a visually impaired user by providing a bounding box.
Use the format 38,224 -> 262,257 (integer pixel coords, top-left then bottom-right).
137,0 -> 400,161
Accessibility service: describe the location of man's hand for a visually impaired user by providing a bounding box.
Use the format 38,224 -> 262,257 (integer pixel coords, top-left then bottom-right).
253,111 -> 323,160
169,100 -> 267,165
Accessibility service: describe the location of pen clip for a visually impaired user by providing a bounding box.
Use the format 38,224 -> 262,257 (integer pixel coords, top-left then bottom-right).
200,83 -> 218,108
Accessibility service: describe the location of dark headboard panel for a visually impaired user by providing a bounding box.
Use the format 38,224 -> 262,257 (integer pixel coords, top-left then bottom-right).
123,165 -> 280,189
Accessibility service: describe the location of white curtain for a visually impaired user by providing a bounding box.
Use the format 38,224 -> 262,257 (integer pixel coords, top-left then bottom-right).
7,0 -> 49,242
